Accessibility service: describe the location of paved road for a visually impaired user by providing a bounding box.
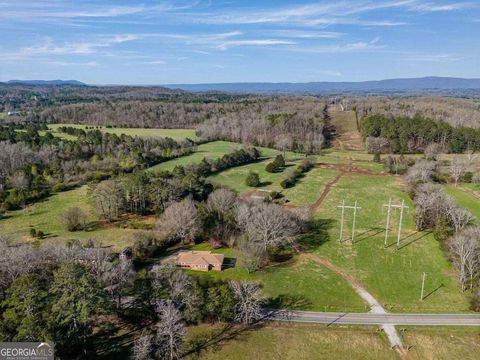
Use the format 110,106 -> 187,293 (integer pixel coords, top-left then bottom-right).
265,310 -> 480,326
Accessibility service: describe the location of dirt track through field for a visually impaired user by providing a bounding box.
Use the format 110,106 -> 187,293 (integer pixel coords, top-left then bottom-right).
309,171 -> 345,212
296,250 -> 407,357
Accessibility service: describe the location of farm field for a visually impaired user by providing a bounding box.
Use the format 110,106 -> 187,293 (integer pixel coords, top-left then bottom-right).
47,124 -> 198,141
184,323 -> 480,360
0,185 -> 145,251
445,184 -> 480,221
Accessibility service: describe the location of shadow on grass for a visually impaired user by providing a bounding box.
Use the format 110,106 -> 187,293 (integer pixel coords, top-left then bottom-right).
182,318 -> 270,359
353,227 -> 384,244
267,294 -> 312,310
222,257 -> 237,270
422,283 -> 444,301
297,218 -> 335,252
397,231 -> 432,250
258,181 -> 273,187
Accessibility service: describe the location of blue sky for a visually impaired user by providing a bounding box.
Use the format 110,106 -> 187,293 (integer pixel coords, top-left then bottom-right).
0,0 -> 479,84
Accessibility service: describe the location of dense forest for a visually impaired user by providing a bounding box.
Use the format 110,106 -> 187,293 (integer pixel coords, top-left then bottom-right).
360,114 -> 480,153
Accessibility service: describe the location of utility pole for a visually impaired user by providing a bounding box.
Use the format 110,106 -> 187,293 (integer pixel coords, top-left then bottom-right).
420,272 -> 426,301
337,200 -> 362,243
382,198 -> 409,249
383,197 -> 392,248
396,200 -> 408,249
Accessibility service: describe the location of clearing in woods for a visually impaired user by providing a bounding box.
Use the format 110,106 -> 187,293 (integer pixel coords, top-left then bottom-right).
329,105 -> 364,151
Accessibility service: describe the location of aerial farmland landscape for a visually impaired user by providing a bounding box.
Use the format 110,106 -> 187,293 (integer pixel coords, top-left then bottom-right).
1,1 -> 480,359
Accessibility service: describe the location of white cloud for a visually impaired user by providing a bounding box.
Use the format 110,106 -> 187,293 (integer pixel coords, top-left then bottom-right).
217,39 -> 296,50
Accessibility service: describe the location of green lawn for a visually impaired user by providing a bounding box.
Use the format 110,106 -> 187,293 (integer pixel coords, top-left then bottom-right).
259,258 -> 367,312
47,124 -> 198,141
0,185 -> 144,251
309,174 -> 471,313
445,184 -> 480,221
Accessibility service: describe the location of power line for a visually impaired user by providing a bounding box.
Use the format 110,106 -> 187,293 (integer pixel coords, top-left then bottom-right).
383,198 -> 409,249
337,200 -> 362,243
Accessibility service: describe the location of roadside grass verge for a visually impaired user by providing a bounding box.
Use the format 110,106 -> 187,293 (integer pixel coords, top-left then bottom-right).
185,323 -> 396,360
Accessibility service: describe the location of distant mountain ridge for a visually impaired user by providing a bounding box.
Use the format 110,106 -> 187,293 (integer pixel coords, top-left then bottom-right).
165,77 -> 480,93
4,79 -> 86,86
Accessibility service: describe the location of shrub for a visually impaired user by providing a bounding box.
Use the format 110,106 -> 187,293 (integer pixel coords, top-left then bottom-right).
265,162 -> 277,173
30,228 -> 37,238
36,230 -> 45,239
62,207 -> 87,232
272,154 -> 285,168
52,182 -> 68,192
245,171 -> 260,187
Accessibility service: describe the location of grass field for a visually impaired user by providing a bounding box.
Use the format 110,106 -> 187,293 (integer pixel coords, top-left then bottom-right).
0,185 -> 145,251
445,184 -> 480,221
149,141 -> 303,173
184,323 -> 480,360
209,161 -> 340,206
184,244 -> 366,311
47,124 -> 198,141
310,174 -> 471,313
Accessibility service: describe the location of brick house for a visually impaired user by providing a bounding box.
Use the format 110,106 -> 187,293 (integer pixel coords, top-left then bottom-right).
175,250 -> 224,272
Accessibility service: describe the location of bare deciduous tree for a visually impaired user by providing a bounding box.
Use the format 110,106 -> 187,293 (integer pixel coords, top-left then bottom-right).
229,281 -> 265,325
155,198 -> 202,244
100,259 -> 136,308
447,207 -> 475,233
155,301 -> 185,360
450,156 -> 469,187
206,188 -> 237,215
275,134 -> 293,159
90,180 -> 124,222
448,227 -> 480,290
235,202 -> 304,252
151,264 -> 201,321
132,331 -> 154,360
424,143 -> 443,161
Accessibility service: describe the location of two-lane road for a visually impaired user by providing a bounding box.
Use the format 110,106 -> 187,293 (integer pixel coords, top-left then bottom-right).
265,309 -> 480,326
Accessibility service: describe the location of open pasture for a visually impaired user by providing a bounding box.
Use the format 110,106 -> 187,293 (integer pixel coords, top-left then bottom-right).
47,124 -> 198,141
0,185 -> 146,251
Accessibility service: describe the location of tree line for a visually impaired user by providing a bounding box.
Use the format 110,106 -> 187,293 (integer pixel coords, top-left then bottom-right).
0,124 -> 194,211
361,114 -> 480,153
404,156 -> 480,307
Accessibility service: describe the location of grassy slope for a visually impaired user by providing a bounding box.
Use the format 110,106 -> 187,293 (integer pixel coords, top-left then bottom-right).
209,161 -> 340,206
47,124 -> 198,141
149,141 -> 303,173
0,185 -> 143,251
185,323 -> 480,360
311,174 -> 471,313
445,184 -> 480,221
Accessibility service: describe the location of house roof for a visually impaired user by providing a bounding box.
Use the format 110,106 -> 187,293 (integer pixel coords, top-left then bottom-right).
176,250 -> 224,265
